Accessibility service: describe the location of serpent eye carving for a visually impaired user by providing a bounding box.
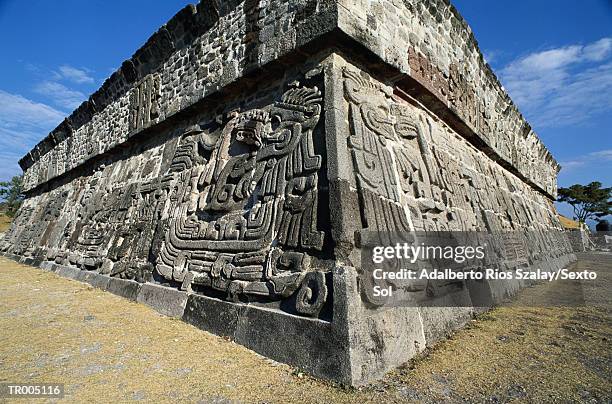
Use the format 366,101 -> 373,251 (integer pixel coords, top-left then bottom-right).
232,110 -> 270,148
155,83 -> 327,316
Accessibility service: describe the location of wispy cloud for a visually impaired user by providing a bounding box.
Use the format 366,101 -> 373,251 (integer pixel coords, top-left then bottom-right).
482,49 -> 500,65
0,63 -> 96,180
0,90 -> 64,180
499,37 -> 612,128
559,148 -> 612,172
34,81 -> 86,110
0,90 -> 65,129
55,65 -> 94,84
22,63 -> 95,111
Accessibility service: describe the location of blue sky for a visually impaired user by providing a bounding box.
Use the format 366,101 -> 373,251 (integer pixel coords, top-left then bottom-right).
0,0 -> 610,222
453,0 -> 612,224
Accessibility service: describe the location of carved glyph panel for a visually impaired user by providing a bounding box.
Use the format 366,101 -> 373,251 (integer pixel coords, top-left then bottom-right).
156,83 -> 328,315
341,66 -> 572,305
1,77 -> 330,318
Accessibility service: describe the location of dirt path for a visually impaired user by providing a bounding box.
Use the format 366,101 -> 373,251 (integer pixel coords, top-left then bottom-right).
0,253 -> 610,403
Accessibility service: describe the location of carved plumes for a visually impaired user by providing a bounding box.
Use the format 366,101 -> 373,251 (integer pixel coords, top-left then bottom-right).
391,104 -> 419,139
236,109 -> 270,124
155,82 -> 327,316
342,67 -> 379,104
272,85 -> 322,130
278,85 -> 322,113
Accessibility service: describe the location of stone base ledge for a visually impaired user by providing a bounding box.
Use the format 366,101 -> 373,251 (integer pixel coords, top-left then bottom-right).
0,252 -> 350,384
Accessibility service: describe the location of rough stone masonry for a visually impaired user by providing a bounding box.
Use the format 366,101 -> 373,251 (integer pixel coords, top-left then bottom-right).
1,0 -> 575,385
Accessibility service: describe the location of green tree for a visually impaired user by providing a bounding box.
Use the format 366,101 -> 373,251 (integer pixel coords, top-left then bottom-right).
0,175 -> 24,217
557,181 -> 612,224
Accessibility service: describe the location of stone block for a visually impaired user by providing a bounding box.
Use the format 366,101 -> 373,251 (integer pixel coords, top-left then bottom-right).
137,283 -> 188,318
182,294 -> 241,337
39,261 -> 56,271
55,265 -> 85,281
81,272 -> 111,290
106,277 -> 142,301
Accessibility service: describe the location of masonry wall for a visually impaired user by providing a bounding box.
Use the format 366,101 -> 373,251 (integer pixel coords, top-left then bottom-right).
19,0 -> 338,193
325,55 -> 574,383
2,0 -> 575,386
3,60 -> 336,315
2,57 -> 358,382
337,0 -> 560,197
567,229 -> 589,252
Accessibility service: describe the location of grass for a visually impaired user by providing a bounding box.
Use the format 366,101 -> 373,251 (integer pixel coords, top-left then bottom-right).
0,253 -> 610,402
0,213 -> 11,232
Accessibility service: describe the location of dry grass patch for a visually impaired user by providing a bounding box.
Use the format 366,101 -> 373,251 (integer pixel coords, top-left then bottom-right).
0,253 -> 610,403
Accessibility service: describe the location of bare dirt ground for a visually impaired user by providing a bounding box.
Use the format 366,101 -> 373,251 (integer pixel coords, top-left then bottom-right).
0,253 -> 610,403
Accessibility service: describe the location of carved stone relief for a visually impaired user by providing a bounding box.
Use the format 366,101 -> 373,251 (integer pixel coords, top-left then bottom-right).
341,66 -> 573,306
155,83 -> 328,314
129,74 -> 161,132
0,78 -> 330,318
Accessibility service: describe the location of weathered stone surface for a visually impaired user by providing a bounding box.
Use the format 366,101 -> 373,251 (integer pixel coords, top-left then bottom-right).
81,271 -> 111,290
182,293 -> 242,337
337,0 -> 560,197
1,0 -> 576,386
137,283 -> 188,318
55,265 -> 85,282
106,277 -> 142,301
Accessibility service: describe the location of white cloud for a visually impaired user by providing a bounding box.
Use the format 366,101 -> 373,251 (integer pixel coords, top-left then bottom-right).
589,149 -> 612,160
506,46 -> 581,74
24,63 -> 93,111
0,63 -> 95,181
583,38 -> 612,61
0,150 -> 27,181
559,149 -> 612,171
24,63 -> 95,86
0,90 -> 64,181
482,50 -> 499,65
34,81 -> 86,110
499,37 -> 612,128
0,90 -> 65,129
559,160 -> 584,170
57,65 -> 94,84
